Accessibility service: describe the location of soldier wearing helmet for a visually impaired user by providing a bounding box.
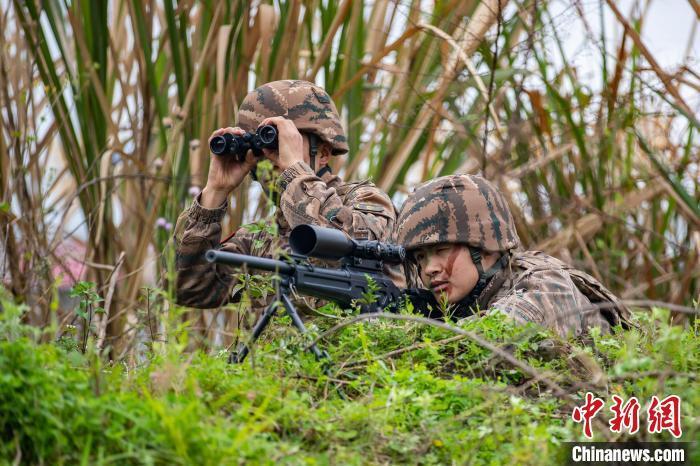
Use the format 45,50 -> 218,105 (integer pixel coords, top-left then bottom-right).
174,80 -> 399,315
395,174 -> 632,338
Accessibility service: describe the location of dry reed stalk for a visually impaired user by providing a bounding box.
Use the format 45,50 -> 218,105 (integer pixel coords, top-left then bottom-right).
418,22 -> 504,138
189,140 -> 203,188
365,0 -> 391,61
340,0 -> 363,86
306,0 -> 353,81
331,25 -> 422,101
658,178 -> 700,229
621,273 -> 696,300
535,184 -> 665,254
66,10 -> 117,138
631,236 -> 669,277
573,231 -> 604,283
216,25 -> 233,124
272,0 -> 302,79
256,4 -> 277,82
606,0 -> 696,120
97,251 -> 126,351
504,143 -> 575,178
344,102 -> 387,178
378,0 -> 509,190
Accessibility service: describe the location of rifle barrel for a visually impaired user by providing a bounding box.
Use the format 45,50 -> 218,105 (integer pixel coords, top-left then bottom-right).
205,250 -> 295,275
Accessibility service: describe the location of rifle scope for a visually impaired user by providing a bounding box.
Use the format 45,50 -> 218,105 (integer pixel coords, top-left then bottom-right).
289,224 -> 405,264
209,125 -> 278,161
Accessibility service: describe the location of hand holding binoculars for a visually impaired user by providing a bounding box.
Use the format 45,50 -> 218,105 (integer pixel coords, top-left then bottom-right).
209,125 -> 278,162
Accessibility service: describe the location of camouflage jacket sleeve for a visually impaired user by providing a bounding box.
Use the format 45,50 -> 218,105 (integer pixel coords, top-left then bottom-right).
487,266 -> 610,339
276,161 -> 396,242
173,195 -> 253,309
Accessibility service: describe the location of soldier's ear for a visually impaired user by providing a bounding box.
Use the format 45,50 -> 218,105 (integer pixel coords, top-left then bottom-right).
318,144 -> 331,166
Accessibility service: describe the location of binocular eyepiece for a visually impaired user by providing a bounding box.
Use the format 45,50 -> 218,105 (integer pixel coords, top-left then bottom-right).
289,224 -> 406,264
209,125 -> 278,161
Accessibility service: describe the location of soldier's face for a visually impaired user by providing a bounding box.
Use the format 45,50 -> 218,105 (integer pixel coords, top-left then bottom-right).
413,244 -> 479,304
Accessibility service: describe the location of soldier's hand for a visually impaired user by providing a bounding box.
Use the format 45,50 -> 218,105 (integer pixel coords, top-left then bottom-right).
259,116 -> 304,171
201,127 -> 257,208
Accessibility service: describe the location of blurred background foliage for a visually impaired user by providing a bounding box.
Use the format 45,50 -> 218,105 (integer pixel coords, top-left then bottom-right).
0,0 -> 698,356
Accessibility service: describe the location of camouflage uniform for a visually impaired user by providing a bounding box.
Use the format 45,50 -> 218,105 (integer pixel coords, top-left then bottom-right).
174,80 -> 397,314
395,174 -> 632,338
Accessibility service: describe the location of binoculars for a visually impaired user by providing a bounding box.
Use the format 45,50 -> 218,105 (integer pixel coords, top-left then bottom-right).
209,125 -> 278,161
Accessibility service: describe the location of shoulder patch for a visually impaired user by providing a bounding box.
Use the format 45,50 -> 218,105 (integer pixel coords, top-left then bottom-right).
355,202 -> 384,213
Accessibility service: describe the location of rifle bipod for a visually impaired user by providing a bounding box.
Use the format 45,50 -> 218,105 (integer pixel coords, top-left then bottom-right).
227,279 -> 331,372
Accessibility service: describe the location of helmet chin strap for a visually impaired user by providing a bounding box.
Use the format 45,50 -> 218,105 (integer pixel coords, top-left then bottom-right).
315,165 -> 332,177
307,133 -> 332,177
308,133 -> 318,173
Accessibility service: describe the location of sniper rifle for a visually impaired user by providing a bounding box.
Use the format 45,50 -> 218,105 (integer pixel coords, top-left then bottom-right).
205,224 -> 437,364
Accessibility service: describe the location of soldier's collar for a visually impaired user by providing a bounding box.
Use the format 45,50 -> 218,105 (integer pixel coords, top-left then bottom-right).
475,263 -> 510,309
320,167 -> 342,187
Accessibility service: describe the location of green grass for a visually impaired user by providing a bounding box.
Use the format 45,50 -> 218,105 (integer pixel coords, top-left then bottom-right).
1,289 -> 697,465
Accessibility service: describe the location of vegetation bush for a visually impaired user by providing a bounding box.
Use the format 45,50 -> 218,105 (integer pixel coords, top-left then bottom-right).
0,288 -> 697,465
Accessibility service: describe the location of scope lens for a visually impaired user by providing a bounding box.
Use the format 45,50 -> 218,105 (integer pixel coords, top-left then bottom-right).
289,224 -> 317,256
205,250 -> 217,262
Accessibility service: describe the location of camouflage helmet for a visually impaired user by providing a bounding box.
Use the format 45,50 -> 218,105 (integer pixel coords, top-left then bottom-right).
237,80 -> 348,155
396,174 -> 520,253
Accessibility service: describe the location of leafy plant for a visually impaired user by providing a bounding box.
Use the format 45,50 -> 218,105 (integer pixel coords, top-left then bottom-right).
68,281 -> 104,353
